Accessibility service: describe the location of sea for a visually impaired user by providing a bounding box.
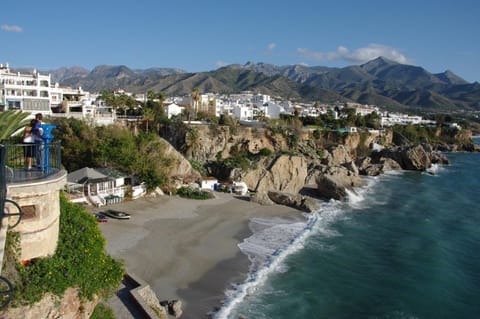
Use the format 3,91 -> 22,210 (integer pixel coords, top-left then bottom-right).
215,139 -> 480,319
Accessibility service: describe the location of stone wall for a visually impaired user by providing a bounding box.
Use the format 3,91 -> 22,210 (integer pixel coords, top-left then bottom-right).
7,170 -> 67,261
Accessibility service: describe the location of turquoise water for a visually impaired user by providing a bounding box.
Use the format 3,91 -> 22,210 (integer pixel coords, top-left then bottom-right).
217,150 -> 480,319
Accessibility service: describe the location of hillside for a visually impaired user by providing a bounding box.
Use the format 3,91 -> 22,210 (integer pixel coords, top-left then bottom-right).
41,57 -> 479,113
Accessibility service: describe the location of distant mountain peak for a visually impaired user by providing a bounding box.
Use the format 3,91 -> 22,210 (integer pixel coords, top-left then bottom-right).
362,56 -> 398,67
434,69 -> 468,85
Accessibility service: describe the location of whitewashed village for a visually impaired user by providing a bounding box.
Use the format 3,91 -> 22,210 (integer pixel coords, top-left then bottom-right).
0,63 -> 456,208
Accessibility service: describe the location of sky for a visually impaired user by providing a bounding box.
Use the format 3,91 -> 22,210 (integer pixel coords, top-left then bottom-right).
1,0 -> 479,82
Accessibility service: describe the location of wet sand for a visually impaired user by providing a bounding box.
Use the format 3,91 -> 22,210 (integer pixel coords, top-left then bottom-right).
97,193 -> 303,318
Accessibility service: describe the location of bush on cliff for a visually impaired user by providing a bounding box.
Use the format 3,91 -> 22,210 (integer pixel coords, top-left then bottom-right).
51,117 -> 171,190
4,194 -> 124,306
392,124 -> 469,145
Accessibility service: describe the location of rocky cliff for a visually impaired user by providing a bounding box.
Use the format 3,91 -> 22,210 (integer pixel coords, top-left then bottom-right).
2,288 -> 98,319
166,124 -> 467,203
159,137 -> 201,186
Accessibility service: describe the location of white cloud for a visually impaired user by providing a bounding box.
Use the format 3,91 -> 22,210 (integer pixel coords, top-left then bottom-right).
1,24 -> 23,33
267,43 -> 276,51
297,44 -> 412,64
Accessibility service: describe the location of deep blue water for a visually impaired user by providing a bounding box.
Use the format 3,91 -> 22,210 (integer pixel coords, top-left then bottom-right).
217,149 -> 480,319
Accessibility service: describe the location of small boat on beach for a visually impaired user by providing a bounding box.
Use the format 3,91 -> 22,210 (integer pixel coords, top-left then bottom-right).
102,209 -> 131,220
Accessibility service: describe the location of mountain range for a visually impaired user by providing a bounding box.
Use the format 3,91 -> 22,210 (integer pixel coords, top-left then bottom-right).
44,57 -> 480,113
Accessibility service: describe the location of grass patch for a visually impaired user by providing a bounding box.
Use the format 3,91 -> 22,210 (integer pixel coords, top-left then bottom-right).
90,302 -> 116,319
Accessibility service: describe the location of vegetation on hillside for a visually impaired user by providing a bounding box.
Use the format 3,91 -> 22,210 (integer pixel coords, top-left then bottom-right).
392,124 -> 468,145
2,195 -> 124,306
51,117 -> 174,190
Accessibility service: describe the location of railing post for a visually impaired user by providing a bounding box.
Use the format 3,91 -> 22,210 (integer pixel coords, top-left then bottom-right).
0,145 -> 6,224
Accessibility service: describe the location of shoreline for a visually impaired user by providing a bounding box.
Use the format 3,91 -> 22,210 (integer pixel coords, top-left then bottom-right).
97,192 -> 303,318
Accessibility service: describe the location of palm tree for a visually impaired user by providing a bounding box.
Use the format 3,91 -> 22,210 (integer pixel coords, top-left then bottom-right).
0,110 -> 31,141
191,88 -> 201,120
142,108 -> 155,133
98,90 -> 119,117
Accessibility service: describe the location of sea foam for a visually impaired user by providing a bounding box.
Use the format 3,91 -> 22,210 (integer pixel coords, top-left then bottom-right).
213,212 -> 319,319
214,178 -> 379,318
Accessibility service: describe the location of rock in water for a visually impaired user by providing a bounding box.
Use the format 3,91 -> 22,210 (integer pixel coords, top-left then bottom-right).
315,165 -> 363,200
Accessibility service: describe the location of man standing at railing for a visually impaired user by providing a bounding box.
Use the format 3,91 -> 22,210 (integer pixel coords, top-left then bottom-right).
32,113 -> 44,170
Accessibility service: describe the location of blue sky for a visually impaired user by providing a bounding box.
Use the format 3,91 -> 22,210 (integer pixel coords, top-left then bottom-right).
1,0 -> 479,82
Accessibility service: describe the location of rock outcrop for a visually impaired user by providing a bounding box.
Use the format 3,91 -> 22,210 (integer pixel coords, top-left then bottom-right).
267,191 -> 319,212
2,288 -> 98,319
356,156 -> 402,176
322,145 -> 352,166
159,137 -> 201,185
240,155 -> 308,201
160,300 -> 183,318
376,144 -> 450,171
315,165 -> 363,200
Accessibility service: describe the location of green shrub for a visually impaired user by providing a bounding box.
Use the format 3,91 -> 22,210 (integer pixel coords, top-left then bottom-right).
90,302 -> 116,319
8,194 -> 124,305
177,187 -> 213,200
190,160 -> 207,176
258,148 -> 273,157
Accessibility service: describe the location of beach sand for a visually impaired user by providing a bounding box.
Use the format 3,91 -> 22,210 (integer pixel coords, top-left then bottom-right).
97,192 -> 304,318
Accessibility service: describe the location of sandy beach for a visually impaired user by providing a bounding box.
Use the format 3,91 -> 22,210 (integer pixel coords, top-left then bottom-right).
97,192 -> 304,318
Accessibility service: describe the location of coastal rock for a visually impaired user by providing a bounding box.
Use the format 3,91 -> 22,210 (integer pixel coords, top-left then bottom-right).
2,288 -> 98,319
342,161 -> 359,175
160,299 -> 183,318
160,137 -> 201,185
243,155 -> 308,195
378,144 -> 431,170
429,151 -> 450,165
377,144 -> 452,171
138,286 -> 168,319
250,192 -> 275,205
356,156 -> 386,176
267,191 -> 319,213
379,157 -> 402,171
315,165 -> 363,200
179,125 -> 282,162
169,300 -> 183,318
322,145 -> 352,166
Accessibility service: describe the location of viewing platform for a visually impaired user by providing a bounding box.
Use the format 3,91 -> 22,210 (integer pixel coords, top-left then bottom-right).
1,139 -> 66,261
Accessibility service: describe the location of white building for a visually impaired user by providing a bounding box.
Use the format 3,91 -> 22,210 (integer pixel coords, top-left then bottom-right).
0,64 -> 51,114
200,177 -> 218,190
233,104 -> 254,120
252,94 -> 270,105
261,102 -> 285,119
381,113 -> 424,126
165,103 -> 185,118
353,104 -> 378,116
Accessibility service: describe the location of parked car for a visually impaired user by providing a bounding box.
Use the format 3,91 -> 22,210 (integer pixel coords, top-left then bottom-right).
102,209 -> 131,220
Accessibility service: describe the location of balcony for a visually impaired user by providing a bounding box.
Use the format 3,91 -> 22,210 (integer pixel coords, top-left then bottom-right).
1,141 -> 66,261
3,141 -> 62,184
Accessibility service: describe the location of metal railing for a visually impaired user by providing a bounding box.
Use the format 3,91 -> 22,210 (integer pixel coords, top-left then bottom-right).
0,144 -> 20,309
3,141 -> 62,183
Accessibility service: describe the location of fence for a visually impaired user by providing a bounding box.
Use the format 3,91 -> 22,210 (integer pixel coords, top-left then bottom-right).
3,140 -> 62,183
